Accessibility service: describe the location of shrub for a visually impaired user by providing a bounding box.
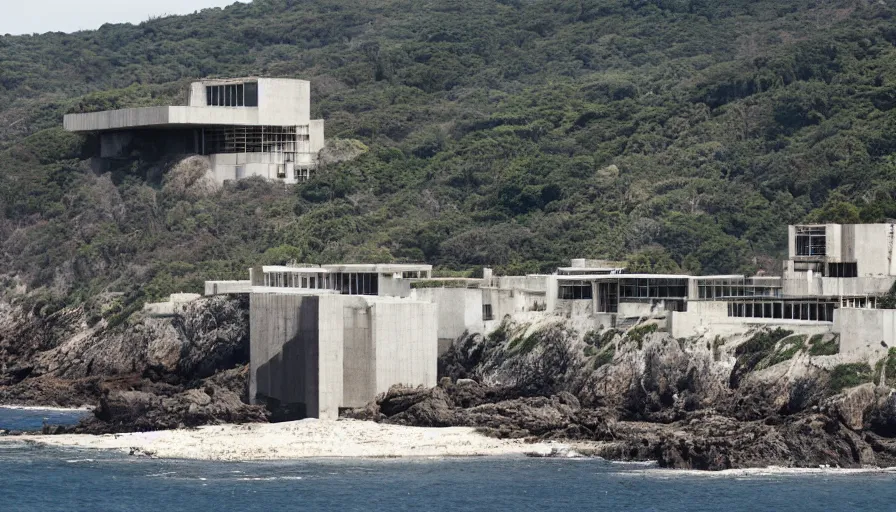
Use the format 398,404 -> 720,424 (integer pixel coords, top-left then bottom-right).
593,347 -> 615,369
807,334 -> 839,356
767,335 -> 807,367
626,323 -> 658,349
736,328 -> 794,357
829,363 -> 874,393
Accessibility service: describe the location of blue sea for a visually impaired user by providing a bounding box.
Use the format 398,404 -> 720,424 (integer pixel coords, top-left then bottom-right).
0,408 -> 894,511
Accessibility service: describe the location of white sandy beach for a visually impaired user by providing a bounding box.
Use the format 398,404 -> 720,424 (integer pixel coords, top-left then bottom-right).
4,419 -> 599,461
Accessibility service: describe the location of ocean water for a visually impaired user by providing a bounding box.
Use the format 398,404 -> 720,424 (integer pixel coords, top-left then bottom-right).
0,406 -> 88,431
0,410 -> 895,511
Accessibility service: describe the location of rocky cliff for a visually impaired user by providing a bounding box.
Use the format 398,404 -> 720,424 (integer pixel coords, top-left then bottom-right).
0,294 -> 266,432
347,319 -> 896,470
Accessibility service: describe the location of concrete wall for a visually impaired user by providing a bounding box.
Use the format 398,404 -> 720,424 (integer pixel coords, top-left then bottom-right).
257,78 -> 311,126
851,224 -> 896,276
378,274 -> 412,298
781,275 -> 896,297
316,295 -> 345,419
670,301 -> 833,339
618,301 -> 664,318
553,299 -> 596,319
371,301 -> 438,396
250,293 -> 324,418
310,119 -> 325,154
410,287 -> 483,352
483,287 -> 545,323
204,280 -> 251,295
836,307 -> 896,355
250,292 -> 437,418
340,297 -> 374,408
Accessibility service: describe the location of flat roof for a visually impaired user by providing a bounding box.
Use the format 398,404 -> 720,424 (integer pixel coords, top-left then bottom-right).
262,264 -> 431,274
63,106 -> 307,132
557,273 -> 694,281
321,264 -> 431,273
557,267 -> 626,272
556,274 -> 746,281
262,266 -> 326,274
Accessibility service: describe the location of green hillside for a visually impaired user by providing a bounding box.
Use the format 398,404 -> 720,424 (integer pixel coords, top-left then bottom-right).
1,0 -> 895,314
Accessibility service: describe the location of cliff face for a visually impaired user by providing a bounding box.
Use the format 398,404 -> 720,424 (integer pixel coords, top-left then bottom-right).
0,295 -> 266,431
349,319 -> 896,470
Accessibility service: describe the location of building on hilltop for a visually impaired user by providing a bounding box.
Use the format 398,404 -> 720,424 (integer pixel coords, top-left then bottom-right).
63,77 -> 324,184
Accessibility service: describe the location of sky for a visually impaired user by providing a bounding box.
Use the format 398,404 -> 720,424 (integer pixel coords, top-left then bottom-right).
2,0 -> 248,36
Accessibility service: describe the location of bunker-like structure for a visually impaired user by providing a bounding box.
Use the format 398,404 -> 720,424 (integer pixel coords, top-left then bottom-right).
64,77 -> 324,184
249,283 -> 437,420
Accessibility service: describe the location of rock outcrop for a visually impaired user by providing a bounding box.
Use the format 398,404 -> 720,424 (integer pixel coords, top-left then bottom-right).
0,295 -> 266,433
347,320 -> 896,470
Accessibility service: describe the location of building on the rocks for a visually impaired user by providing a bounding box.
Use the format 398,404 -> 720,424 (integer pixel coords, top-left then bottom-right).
199,223 -> 896,418
63,77 -> 325,184
211,263 -> 437,420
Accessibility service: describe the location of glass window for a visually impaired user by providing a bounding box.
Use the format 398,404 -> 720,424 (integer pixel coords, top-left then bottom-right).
245,82 -> 258,107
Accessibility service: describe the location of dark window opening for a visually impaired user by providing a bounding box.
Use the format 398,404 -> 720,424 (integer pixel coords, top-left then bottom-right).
559,283 -> 593,300
245,82 -> 258,107
597,282 -> 618,313
205,82 -> 258,107
483,304 -> 494,321
828,262 -> 858,278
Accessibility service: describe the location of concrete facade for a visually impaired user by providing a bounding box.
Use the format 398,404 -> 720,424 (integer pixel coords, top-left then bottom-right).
249,291 -> 436,419
204,280 -> 252,295
64,77 -> 325,185
409,287 -> 483,354
836,307 -> 896,355
143,293 -> 201,317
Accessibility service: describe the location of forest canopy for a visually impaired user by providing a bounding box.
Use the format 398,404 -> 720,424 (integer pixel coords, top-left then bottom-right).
1,0 -> 895,311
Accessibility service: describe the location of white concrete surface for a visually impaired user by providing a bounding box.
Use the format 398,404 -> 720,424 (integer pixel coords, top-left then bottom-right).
204,280 -> 251,295
836,307 -> 896,356
670,301 -> 833,339
250,291 -> 438,418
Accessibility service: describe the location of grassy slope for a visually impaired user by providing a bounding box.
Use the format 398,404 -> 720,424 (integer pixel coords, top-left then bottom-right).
0,0 -> 895,316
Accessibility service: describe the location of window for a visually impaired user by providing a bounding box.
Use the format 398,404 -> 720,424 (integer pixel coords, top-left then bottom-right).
559,282 -> 593,300
828,262 -> 858,278
795,226 -> 826,256
205,82 -> 258,107
618,279 -> 687,299
483,304 -> 494,321
245,82 -> 258,107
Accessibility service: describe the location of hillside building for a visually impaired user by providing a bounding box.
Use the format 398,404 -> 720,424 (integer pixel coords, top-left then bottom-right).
198,223 -> 896,419
63,77 -> 324,184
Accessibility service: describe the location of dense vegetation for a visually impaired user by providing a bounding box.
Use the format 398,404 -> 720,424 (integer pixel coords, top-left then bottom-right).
1,0 -> 896,312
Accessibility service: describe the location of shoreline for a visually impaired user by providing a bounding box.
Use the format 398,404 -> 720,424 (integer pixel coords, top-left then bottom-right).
0,405 -> 93,412
1,419 -> 604,461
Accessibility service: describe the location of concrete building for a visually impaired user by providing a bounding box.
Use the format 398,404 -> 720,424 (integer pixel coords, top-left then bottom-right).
202,223 -> 896,419
396,223 -> 896,351
213,263 -> 439,419
250,290 -> 436,420
249,263 -> 432,298
64,77 -> 325,184
783,223 -> 896,296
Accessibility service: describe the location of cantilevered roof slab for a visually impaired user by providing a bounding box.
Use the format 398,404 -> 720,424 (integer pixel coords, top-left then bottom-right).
63,106 -> 270,132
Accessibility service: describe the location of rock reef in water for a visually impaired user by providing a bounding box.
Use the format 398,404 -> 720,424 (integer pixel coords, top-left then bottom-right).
346,321 -> 896,470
